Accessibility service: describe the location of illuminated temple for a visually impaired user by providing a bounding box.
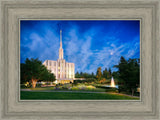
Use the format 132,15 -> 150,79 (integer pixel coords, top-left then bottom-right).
43,30 -> 75,84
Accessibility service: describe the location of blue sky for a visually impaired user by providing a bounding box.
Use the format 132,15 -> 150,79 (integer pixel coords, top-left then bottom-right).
20,20 -> 140,73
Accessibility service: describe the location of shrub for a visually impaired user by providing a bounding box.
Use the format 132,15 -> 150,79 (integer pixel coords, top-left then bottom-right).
71,87 -> 79,91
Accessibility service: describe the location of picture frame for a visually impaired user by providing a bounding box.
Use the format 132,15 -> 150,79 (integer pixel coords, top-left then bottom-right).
0,0 -> 159,120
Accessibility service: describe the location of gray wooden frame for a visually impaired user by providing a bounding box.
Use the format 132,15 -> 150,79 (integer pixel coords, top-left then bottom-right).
0,0 -> 159,120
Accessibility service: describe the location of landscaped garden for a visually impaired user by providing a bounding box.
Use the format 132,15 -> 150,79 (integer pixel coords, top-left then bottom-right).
21,83 -> 140,100
20,57 -> 140,100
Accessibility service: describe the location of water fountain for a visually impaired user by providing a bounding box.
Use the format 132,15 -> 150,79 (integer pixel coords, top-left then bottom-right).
110,77 -> 115,87
105,77 -> 118,88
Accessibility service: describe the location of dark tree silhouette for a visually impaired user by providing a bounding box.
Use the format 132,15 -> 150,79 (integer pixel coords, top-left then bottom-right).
114,56 -> 140,96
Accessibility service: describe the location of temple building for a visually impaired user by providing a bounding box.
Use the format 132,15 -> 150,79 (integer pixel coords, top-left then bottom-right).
43,30 -> 75,84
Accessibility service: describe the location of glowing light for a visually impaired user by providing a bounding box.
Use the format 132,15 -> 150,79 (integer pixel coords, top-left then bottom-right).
111,77 -> 116,87
41,82 -> 45,85
137,87 -> 140,92
25,82 -> 29,87
54,80 -> 58,84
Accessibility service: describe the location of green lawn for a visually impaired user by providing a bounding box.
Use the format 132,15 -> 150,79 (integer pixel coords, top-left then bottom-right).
20,91 -> 139,100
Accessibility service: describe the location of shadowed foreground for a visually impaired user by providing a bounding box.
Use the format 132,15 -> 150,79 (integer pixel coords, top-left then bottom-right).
20,91 -> 139,100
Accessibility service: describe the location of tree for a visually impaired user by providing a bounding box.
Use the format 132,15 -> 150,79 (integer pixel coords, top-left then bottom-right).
102,68 -> 108,79
21,58 -> 55,88
127,58 -> 140,96
91,72 -> 95,78
80,72 -> 83,76
96,67 -> 102,82
75,71 -> 80,78
112,71 -> 119,79
40,68 -> 56,86
114,56 -> 140,96
20,63 -> 29,84
109,68 -> 112,78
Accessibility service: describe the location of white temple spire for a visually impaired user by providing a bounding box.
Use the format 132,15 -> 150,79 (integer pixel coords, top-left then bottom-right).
59,30 -> 63,59
60,30 -> 62,48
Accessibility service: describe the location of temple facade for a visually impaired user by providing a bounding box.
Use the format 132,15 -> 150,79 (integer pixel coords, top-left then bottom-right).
43,30 -> 75,84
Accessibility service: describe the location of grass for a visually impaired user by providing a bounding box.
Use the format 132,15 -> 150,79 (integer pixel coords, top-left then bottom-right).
20,91 -> 139,100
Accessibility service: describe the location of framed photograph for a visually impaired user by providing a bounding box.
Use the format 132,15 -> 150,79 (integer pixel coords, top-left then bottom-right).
20,20 -> 140,100
0,0 -> 159,120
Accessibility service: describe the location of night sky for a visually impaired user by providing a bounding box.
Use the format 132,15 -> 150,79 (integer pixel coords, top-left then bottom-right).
20,20 -> 140,73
